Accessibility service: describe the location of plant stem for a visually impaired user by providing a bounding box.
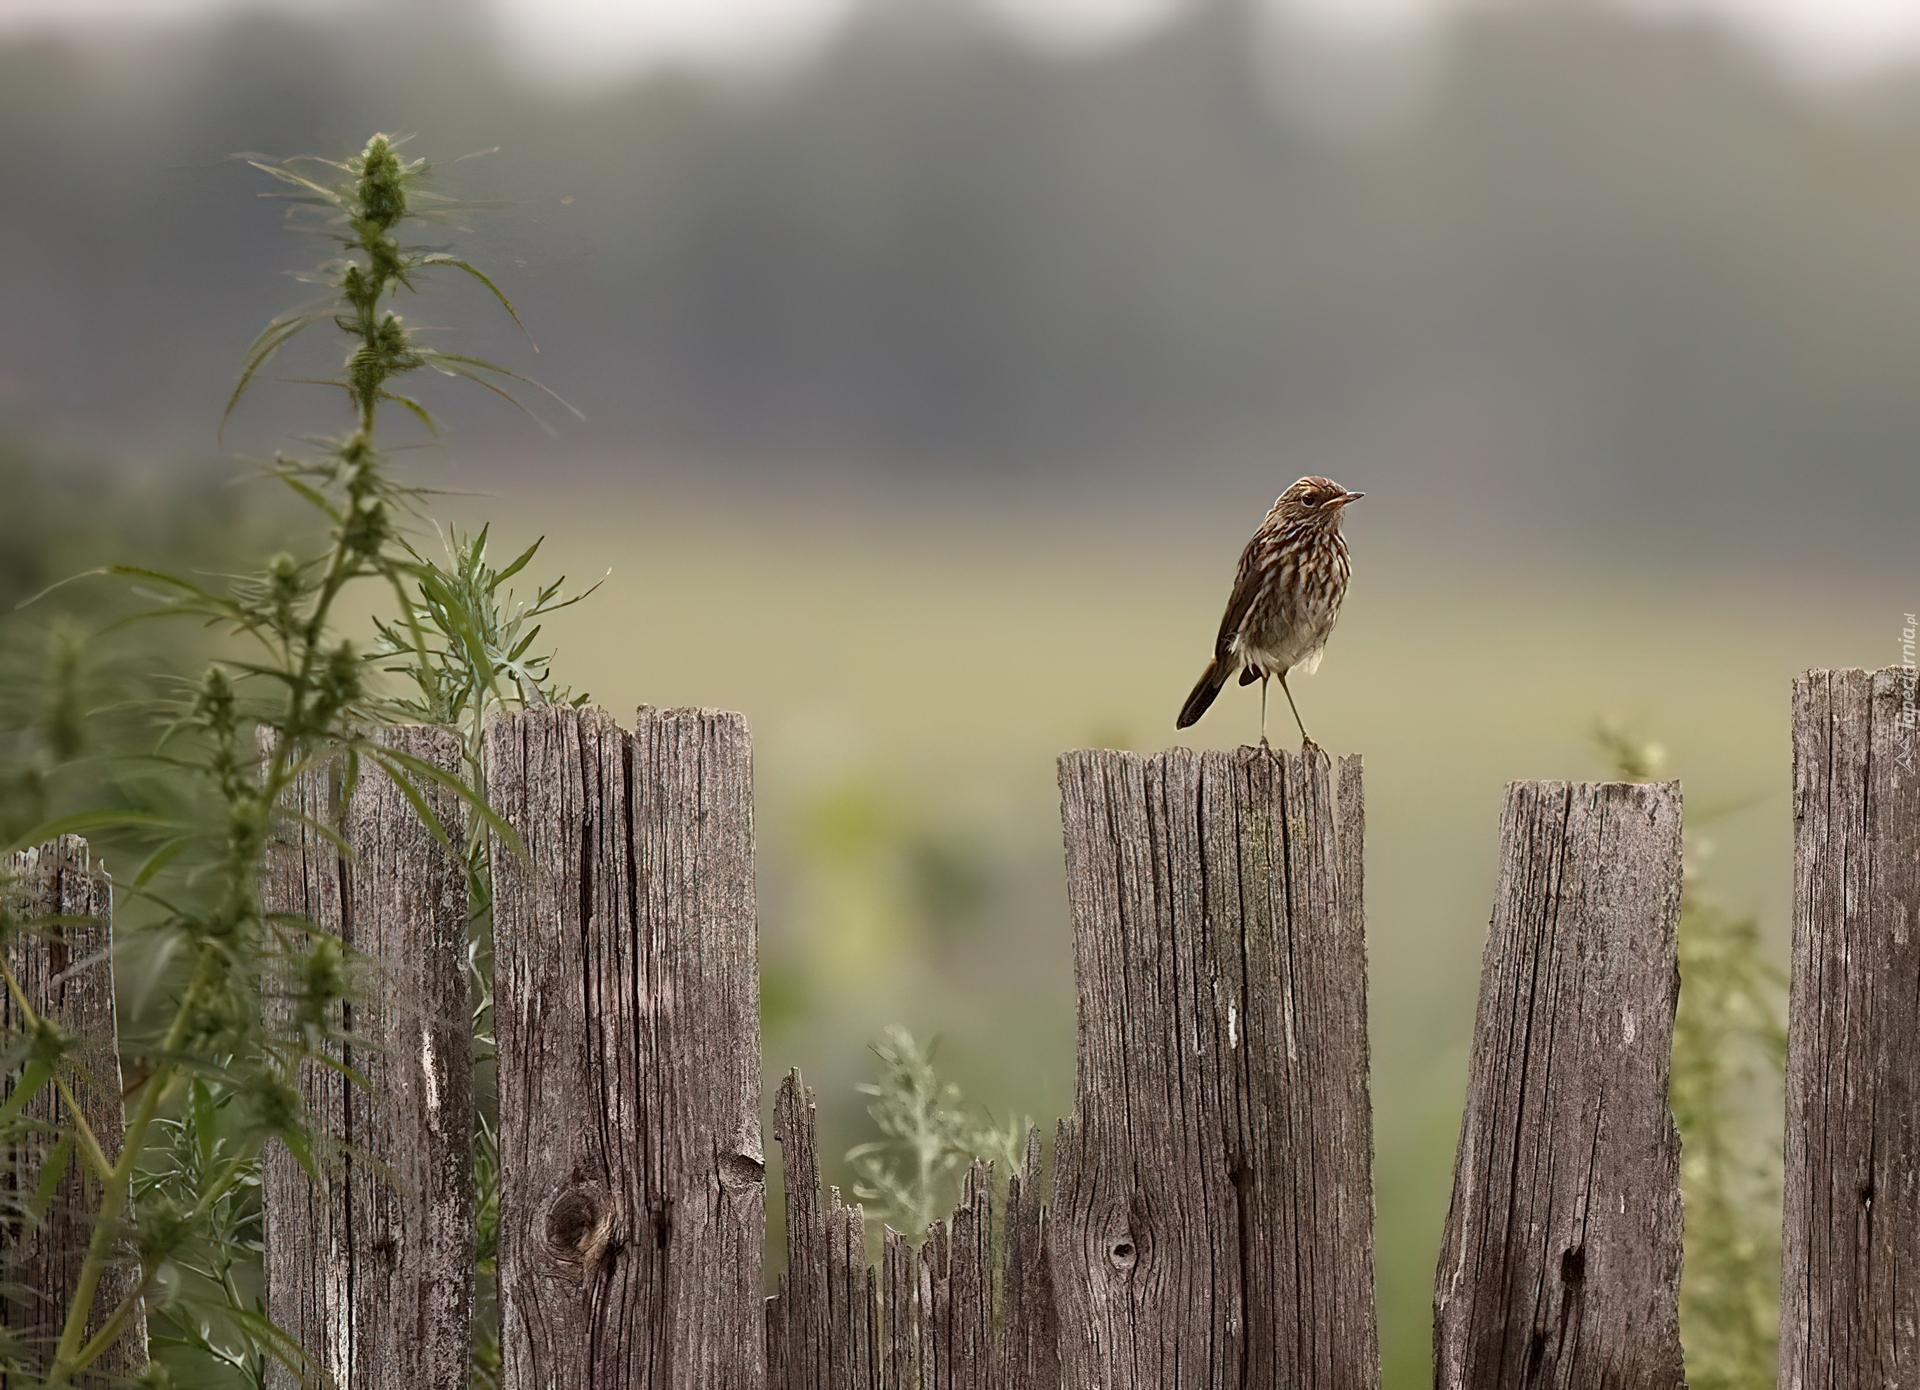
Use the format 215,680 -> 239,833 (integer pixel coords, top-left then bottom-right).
47,495 -> 367,1385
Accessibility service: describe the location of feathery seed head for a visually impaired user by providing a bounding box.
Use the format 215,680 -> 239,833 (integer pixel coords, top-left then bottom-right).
267,552 -> 304,628
194,666 -> 236,734
355,134 -> 409,231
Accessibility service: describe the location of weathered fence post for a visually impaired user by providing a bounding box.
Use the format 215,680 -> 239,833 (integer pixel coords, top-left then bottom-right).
1432,780 -> 1685,1389
1780,666 -> 1920,1387
1051,747 -> 1377,1389
486,706 -> 763,1389
0,836 -> 147,1377
260,727 -> 475,1390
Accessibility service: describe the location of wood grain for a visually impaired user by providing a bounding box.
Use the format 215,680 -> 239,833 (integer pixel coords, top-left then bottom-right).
1781,667 -> 1920,1388
924,1162 -> 993,1389
1,836 -> 147,1379
488,706 -> 763,1390
996,1129 -> 1056,1390
1432,780 -> 1685,1390
261,726 -> 475,1390
1051,747 -> 1377,1390
769,1071 -> 877,1390
879,1227 -> 917,1390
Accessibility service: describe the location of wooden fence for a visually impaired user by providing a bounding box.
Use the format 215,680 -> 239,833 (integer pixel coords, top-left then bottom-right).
1,665 -> 1913,1387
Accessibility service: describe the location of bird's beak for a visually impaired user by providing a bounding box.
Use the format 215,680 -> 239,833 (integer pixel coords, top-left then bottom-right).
1340,490 -> 1365,504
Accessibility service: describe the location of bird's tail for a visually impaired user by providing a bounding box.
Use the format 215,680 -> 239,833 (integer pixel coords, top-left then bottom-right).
1176,658 -> 1234,730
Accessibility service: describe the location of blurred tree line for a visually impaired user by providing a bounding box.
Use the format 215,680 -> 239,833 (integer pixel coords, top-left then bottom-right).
4,0 -> 1920,560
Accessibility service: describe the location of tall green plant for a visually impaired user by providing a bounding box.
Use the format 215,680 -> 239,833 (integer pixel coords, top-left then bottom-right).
1594,722 -> 1785,1390
2,133 -> 550,1388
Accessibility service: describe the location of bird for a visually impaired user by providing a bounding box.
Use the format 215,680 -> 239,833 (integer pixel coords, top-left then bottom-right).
1176,476 -> 1363,749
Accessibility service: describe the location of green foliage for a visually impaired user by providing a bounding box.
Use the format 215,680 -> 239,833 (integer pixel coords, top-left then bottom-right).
372,521 -> 595,945
0,132 -> 558,1388
1595,721 -> 1785,1390
375,527 -> 595,736
136,1081 -> 270,1389
846,1026 -> 1029,1243
469,1105 -> 502,1390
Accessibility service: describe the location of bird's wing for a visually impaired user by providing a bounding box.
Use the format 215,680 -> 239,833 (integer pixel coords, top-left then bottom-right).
1211,534 -> 1265,661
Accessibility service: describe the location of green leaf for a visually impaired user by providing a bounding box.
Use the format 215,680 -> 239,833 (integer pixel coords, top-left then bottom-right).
133,836 -> 193,887
226,1305 -> 337,1390
493,535 -> 542,589
192,1080 -> 219,1171
379,390 -> 440,436
0,1061 -> 52,1128
368,746 -> 521,860
223,306 -> 333,436
5,808 -> 182,853
103,565 -> 228,606
10,567 -> 109,613
421,350 -> 583,421
268,471 -> 338,516
360,751 -> 459,858
246,160 -> 350,211
30,1130 -> 77,1221
415,253 -> 536,348
281,806 -> 357,861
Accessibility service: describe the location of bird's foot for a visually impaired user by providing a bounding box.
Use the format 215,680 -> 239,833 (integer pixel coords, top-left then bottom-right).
1299,736 -> 1322,756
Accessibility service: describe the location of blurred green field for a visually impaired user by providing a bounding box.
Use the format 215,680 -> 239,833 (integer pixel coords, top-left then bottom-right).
430,469 -> 1890,1386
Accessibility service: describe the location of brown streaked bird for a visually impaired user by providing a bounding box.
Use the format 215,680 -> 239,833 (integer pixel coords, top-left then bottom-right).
1176,476 -> 1363,748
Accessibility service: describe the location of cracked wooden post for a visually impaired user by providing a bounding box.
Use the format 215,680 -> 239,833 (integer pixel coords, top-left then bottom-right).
260,726 -> 475,1390
487,706 -> 763,1389
996,1128 -> 1057,1390
1780,666 -> 1920,1387
1,836 -> 147,1377
1432,780 -> 1685,1390
767,1068 -> 1053,1390
767,1071 -> 876,1390
1051,746 -> 1377,1389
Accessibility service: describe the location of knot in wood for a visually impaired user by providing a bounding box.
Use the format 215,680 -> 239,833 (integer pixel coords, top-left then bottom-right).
716,1149 -> 764,1193
1103,1219 -> 1141,1275
543,1181 -> 619,1281
1559,1245 -> 1585,1287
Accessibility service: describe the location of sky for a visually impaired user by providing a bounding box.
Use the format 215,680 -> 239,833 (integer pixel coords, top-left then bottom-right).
4,0 -> 1920,81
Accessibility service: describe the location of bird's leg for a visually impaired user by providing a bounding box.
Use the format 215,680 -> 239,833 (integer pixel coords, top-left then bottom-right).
1259,671 -> 1271,750
1278,670 -> 1317,753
